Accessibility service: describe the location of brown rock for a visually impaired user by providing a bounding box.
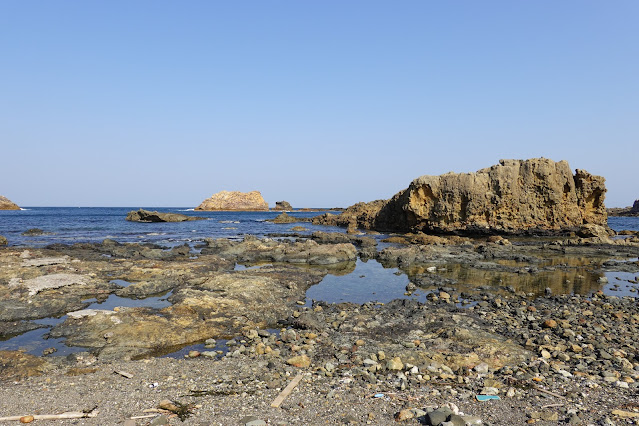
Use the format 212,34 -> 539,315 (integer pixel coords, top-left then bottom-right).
0,195 -> 20,210
386,357 -> 404,371
287,354 -> 311,368
269,212 -> 299,223
313,159 -> 608,235
195,190 -> 269,211
125,209 -> 206,223
543,319 -> 558,328
274,201 -> 293,210
158,399 -> 180,412
395,409 -> 414,421
0,350 -> 52,381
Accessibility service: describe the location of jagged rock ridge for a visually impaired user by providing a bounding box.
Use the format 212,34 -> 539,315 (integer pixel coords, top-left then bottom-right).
195,191 -> 269,211
313,158 -> 607,235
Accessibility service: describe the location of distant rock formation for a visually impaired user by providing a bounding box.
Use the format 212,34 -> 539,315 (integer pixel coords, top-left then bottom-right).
313,158 -> 608,235
608,200 -> 639,217
274,201 -> 293,210
195,191 -> 269,211
126,209 -> 206,223
0,196 -> 19,210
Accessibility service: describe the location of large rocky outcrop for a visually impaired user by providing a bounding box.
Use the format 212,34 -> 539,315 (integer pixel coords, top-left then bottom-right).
125,209 -> 206,223
313,158 -> 607,235
195,190 -> 269,211
608,200 -> 639,217
0,195 -> 20,210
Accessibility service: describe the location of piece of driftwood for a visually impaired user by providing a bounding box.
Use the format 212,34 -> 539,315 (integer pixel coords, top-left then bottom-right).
532,385 -> 566,399
270,373 -> 304,408
114,370 -> 134,379
542,403 -> 565,409
0,409 -> 98,421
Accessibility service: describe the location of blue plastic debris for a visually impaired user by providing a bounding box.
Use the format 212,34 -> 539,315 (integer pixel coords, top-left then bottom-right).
374,393 -> 385,398
476,395 -> 501,401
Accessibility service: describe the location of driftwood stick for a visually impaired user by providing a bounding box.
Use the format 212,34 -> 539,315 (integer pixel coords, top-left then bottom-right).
130,414 -> 159,420
270,373 -> 304,408
542,403 -> 565,409
532,385 -> 566,399
0,409 -> 98,421
114,370 -> 134,379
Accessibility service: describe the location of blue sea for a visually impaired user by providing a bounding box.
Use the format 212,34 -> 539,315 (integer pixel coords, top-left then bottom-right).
1,207 -> 637,247
0,207 -> 342,247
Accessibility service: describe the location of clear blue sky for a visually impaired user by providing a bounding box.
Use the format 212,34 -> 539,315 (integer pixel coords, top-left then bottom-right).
1,1 -> 637,208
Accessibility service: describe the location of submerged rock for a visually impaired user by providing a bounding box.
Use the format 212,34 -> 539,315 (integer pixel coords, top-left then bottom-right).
195,190 -> 269,211
125,209 -> 206,223
0,195 -> 20,210
313,158 -> 608,236
21,228 -> 50,236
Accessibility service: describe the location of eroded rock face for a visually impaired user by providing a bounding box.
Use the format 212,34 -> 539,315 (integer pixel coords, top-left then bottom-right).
195,191 -> 269,211
314,159 -> 607,235
125,209 -> 206,222
0,195 -> 20,210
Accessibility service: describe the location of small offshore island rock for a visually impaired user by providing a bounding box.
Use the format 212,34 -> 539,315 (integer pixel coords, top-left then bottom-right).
274,200 -> 293,210
608,199 -> 639,217
125,209 -> 206,223
0,195 -> 20,210
195,190 -> 269,211
313,158 -> 608,235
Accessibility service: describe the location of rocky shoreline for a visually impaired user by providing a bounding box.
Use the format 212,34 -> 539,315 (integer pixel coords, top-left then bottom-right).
1,159 -> 638,424
1,229 -> 638,425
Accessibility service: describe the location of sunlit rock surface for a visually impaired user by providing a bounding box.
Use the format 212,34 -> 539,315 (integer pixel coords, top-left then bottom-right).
195,190 -> 269,211
313,158 -> 607,235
